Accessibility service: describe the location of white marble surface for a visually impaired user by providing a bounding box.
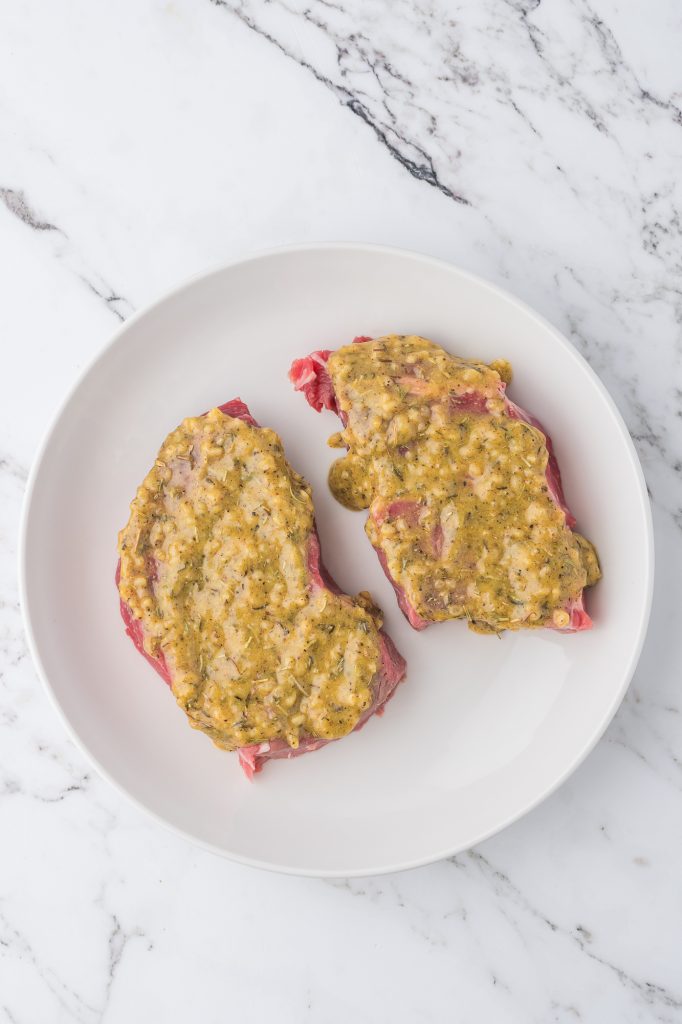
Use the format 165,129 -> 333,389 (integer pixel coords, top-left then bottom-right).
2,0 -> 681,1019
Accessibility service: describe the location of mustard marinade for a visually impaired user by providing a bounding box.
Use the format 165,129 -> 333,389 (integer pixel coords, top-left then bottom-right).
325,335 -> 600,633
118,408 -> 383,751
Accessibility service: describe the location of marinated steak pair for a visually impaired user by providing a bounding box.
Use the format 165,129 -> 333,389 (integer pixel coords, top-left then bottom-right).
118,337 -> 600,776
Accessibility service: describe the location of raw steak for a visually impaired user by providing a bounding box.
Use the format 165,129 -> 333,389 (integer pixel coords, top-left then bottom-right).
290,336 -> 600,635
117,399 -> 406,777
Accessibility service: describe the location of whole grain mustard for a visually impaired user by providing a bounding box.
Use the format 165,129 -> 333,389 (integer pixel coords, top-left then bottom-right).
118,409 -> 382,751
325,335 -> 600,633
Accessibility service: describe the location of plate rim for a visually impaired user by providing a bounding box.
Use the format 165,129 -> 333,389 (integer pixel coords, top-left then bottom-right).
18,242 -> 655,877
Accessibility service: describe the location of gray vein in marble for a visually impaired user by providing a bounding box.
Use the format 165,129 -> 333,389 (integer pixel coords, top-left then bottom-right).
103,913 -> 146,1011
0,188 -> 57,233
0,186 -> 134,323
77,277 -> 131,323
0,455 -> 28,486
323,849 -> 682,1018
579,2 -> 682,126
0,641 -> 27,686
549,1001 -> 582,1021
0,772 -> 91,805
606,690 -> 682,794
0,908 -> 98,1024
511,1 -> 609,136
210,0 -> 682,205
451,851 -> 682,1013
511,0 -> 682,138
209,0 -> 470,205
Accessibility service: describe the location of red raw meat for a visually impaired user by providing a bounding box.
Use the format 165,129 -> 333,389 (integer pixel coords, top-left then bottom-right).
117,398 -> 406,778
290,339 -> 593,634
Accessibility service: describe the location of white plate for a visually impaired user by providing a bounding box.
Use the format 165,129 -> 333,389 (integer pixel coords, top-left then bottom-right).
20,245 -> 653,876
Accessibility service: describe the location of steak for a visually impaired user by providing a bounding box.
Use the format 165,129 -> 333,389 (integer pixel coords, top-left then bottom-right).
290,335 -> 600,635
117,398 -> 406,777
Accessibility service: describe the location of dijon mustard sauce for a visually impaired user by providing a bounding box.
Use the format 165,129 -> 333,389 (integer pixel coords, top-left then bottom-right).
326,335 -> 600,634
118,408 -> 383,751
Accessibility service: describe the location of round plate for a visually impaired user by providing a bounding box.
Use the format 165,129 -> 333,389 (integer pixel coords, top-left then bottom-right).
20,245 -> 653,876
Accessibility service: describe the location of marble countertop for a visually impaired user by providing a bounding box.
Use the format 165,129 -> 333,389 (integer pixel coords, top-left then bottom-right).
2,1 -> 681,1020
